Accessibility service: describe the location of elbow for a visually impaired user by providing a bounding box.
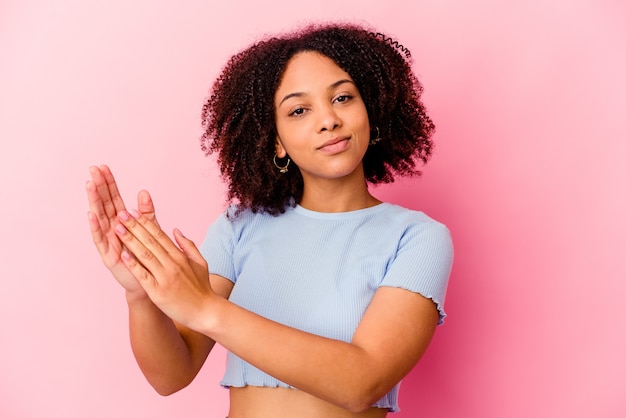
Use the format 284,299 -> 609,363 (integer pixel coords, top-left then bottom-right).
139,365 -> 197,396
153,385 -> 180,397
346,402 -> 376,415
343,397 -> 379,414
149,378 -> 191,397
341,387 -> 386,414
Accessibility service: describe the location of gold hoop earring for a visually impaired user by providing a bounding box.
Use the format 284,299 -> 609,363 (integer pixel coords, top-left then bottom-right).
369,127 -> 382,145
273,154 -> 290,173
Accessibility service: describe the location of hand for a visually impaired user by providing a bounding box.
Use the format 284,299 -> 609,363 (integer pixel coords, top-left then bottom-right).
86,165 -> 159,297
113,208 -> 215,330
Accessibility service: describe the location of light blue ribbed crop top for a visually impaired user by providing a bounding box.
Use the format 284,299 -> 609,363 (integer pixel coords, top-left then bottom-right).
199,203 -> 453,413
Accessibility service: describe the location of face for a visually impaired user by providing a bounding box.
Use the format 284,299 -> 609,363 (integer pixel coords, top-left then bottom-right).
274,51 -> 370,185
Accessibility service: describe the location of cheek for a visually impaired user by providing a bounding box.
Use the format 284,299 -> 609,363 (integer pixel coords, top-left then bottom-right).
275,119 -> 311,147
353,103 -> 370,130
274,126 -> 300,156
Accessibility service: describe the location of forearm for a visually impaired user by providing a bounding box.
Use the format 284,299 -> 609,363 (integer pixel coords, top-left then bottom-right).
110,209 -> 435,410
127,292 -> 214,395
202,298 -> 390,412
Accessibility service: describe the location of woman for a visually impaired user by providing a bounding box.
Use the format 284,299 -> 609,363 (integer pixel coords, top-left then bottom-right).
86,23 -> 453,417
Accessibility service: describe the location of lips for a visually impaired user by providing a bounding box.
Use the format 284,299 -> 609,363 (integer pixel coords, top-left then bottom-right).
317,136 -> 350,153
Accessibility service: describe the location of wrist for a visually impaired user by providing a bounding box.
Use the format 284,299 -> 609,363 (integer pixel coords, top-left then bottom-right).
125,289 -> 150,305
194,293 -> 228,340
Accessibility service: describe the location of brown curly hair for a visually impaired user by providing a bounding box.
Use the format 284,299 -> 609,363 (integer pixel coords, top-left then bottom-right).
201,23 -> 435,216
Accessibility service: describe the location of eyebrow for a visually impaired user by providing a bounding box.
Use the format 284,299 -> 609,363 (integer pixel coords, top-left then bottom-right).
278,79 -> 355,107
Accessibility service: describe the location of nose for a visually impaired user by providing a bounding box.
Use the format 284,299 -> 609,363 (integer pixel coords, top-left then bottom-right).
318,104 -> 342,132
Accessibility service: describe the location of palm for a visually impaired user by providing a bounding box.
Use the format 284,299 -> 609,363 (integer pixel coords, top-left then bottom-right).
87,165 -> 156,295
100,217 -> 142,292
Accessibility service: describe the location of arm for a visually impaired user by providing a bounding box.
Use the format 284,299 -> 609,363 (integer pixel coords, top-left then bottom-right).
114,209 -> 440,412
86,165 -> 231,395
125,274 -> 233,395
209,285 -> 438,412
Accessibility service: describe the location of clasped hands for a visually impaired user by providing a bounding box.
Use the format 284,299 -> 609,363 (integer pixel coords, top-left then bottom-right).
86,165 -> 215,330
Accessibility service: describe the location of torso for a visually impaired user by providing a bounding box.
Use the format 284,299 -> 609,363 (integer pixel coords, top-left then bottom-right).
202,203 -> 451,416
228,387 -> 388,418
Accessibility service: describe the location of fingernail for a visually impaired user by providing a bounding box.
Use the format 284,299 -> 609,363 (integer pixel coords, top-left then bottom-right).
118,211 -> 130,221
129,209 -> 140,219
115,224 -> 127,235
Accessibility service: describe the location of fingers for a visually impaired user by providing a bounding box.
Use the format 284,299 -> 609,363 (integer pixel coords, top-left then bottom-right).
89,166 -> 117,219
86,172 -> 104,216
86,179 -> 109,229
137,190 -> 160,227
99,165 -> 127,214
87,165 -> 126,228
87,210 -> 108,255
120,249 -> 157,288
115,209 -> 183,275
174,229 -> 207,269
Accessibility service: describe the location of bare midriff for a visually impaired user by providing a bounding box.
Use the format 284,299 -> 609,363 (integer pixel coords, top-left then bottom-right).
228,386 -> 389,418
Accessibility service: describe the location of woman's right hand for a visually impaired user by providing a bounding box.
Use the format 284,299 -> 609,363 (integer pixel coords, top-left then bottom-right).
86,165 -> 158,298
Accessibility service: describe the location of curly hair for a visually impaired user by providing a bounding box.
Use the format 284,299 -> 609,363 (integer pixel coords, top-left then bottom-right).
201,23 -> 435,216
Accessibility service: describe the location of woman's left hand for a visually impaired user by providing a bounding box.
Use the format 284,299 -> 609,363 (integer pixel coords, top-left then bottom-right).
113,208 -> 215,330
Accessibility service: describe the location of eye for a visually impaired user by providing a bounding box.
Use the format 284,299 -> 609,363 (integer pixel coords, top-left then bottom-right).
288,107 -> 307,117
334,94 -> 353,103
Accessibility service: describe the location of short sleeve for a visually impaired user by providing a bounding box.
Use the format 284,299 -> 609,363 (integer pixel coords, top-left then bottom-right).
380,220 -> 454,324
199,212 -> 237,283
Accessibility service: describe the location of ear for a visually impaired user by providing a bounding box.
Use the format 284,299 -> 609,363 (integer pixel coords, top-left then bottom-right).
275,136 -> 287,158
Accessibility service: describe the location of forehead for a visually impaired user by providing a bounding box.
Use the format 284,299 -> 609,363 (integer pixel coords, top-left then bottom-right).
276,51 -> 353,93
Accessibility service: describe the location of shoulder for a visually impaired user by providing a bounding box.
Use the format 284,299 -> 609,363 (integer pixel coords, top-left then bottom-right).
376,204 -> 453,324
378,203 -> 451,240
209,204 -> 296,239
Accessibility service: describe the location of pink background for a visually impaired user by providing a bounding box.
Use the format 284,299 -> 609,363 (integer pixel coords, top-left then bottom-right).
1,0 -> 624,417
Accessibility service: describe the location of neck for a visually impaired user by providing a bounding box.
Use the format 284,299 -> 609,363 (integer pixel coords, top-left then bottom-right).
298,169 -> 381,213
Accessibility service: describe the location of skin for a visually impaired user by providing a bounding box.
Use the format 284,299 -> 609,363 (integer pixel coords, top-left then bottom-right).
86,52 -> 439,417
274,52 -> 379,212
